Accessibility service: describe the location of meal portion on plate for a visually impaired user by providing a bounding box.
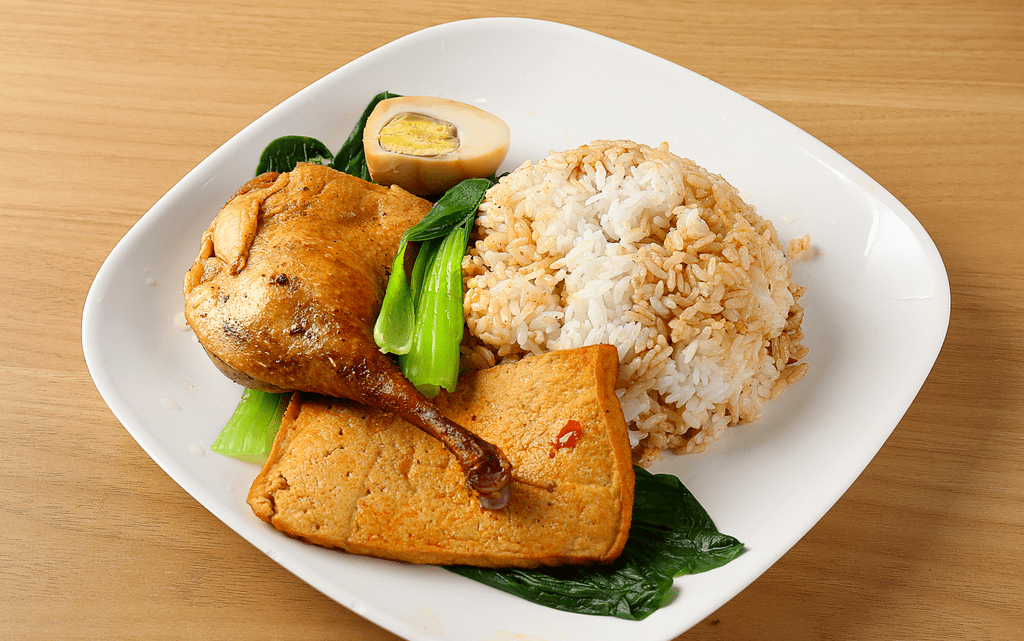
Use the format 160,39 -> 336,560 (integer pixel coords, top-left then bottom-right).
178,92 -> 807,619
462,139 -> 809,465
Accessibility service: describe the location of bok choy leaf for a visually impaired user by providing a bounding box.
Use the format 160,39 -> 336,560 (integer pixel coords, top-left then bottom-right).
255,135 -> 333,175
330,91 -> 400,180
447,466 -> 745,620
253,91 -> 400,177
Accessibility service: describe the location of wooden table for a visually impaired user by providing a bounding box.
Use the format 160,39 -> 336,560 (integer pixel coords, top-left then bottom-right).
3,1 -> 1021,639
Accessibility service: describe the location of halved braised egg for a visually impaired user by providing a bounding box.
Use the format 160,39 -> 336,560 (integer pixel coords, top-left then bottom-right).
363,96 -> 510,195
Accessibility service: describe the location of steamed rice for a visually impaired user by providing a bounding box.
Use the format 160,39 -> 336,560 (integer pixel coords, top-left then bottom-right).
460,140 -> 808,465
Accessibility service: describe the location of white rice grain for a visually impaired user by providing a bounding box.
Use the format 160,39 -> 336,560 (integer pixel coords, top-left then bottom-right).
461,140 -> 807,464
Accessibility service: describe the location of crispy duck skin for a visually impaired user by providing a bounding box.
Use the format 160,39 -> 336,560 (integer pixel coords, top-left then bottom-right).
183,163 -> 512,509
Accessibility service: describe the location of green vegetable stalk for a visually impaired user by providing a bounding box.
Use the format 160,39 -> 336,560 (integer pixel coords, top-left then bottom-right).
373,177 -> 494,395
209,389 -> 288,463
398,220 -> 472,397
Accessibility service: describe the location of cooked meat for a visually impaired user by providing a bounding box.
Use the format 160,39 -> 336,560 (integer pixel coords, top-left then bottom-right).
248,345 -> 635,568
183,163 -> 512,508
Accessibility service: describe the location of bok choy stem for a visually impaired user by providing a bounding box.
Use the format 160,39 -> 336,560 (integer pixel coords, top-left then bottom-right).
374,178 -> 494,392
210,389 -> 288,463
398,220 -> 472,397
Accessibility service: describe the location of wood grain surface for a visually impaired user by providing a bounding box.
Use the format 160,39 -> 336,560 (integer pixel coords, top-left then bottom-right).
2,0 -> 1021,639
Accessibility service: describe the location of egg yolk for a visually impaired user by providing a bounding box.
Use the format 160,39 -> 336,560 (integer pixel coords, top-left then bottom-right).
377,113 -> 460,157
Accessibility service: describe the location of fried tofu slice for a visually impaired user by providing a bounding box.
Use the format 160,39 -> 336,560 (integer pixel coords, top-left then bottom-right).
247,344 -> 635,568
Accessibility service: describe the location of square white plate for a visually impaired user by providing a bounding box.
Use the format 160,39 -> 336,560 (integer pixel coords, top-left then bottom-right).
83,17 -> 950,641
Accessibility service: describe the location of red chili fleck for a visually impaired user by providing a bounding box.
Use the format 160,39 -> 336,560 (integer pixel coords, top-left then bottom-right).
549,419 -> 583,457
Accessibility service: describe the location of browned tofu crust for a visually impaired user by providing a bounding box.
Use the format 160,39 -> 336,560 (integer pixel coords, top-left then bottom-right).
247,344 -> 635,568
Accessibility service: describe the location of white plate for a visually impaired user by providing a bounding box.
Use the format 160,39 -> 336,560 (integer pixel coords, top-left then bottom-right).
82,17 -> 950,641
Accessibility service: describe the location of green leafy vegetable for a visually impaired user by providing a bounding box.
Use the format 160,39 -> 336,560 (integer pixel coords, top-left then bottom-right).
397,176 -> 497,239
628,467 -> 747,576
255,135 -> 334,175
373,177 -> 493,360
329,90 -> 400,180
446,466 -> 745,620
210,389 -> 288,463
253,91 -> 399,178
397,220 -> 472,397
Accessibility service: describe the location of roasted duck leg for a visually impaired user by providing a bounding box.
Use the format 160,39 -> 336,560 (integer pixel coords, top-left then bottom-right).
183,163 -> 512,509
